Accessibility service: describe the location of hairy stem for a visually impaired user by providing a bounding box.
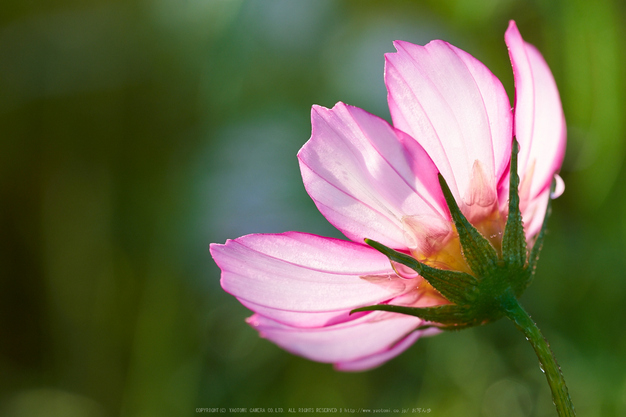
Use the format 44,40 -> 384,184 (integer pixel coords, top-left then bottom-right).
502,296 -> 576,417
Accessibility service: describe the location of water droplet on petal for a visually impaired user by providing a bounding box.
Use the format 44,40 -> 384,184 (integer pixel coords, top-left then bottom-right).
551,174 -> 565,199
391,261 -> 419,280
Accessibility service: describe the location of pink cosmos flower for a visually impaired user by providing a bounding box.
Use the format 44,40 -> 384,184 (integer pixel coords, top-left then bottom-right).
210,21 -> 565,371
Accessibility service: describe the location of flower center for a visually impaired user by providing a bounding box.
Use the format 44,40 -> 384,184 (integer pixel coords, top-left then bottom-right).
407,209 -> 506,275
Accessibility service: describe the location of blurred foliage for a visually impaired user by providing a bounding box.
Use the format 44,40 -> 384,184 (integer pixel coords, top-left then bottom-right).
1,0 -> 626,416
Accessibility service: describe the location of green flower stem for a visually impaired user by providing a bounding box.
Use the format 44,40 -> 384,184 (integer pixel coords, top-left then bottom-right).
502,295 -> 576,417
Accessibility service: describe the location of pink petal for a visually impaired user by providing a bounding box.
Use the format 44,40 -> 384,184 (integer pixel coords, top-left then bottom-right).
238,297 -> 371,328
248,310 -> 424,367
520,188 -> 550,241
298,102 -> 448,250
210,232 -> 406,322
519,173 -> 564,240
385,39 -> 513,214
336,327 -> 440,371
505,20 -> 566,201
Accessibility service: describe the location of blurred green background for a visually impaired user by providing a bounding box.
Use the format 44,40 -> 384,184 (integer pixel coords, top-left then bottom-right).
2,0 -> 626,416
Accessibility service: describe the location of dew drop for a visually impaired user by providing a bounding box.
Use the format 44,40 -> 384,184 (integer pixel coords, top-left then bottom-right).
551,174 -> 565,199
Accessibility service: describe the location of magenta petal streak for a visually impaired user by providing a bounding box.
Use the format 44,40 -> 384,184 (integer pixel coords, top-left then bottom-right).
210,20 -> 565,371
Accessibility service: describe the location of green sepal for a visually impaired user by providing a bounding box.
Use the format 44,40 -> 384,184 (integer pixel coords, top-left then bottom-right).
413,322 -> 485,332
437,174 -> 499,277
501,139 -> 527,271
364,238 -> 479,306
351,303 -> 475,326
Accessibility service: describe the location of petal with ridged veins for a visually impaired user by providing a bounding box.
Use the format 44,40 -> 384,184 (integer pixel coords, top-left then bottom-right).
385,39 -> 513,216
210,232 -> 408,327
298,102 -> 448,251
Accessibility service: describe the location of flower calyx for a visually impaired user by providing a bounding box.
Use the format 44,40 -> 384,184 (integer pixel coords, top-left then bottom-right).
352,139 -> 553,330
